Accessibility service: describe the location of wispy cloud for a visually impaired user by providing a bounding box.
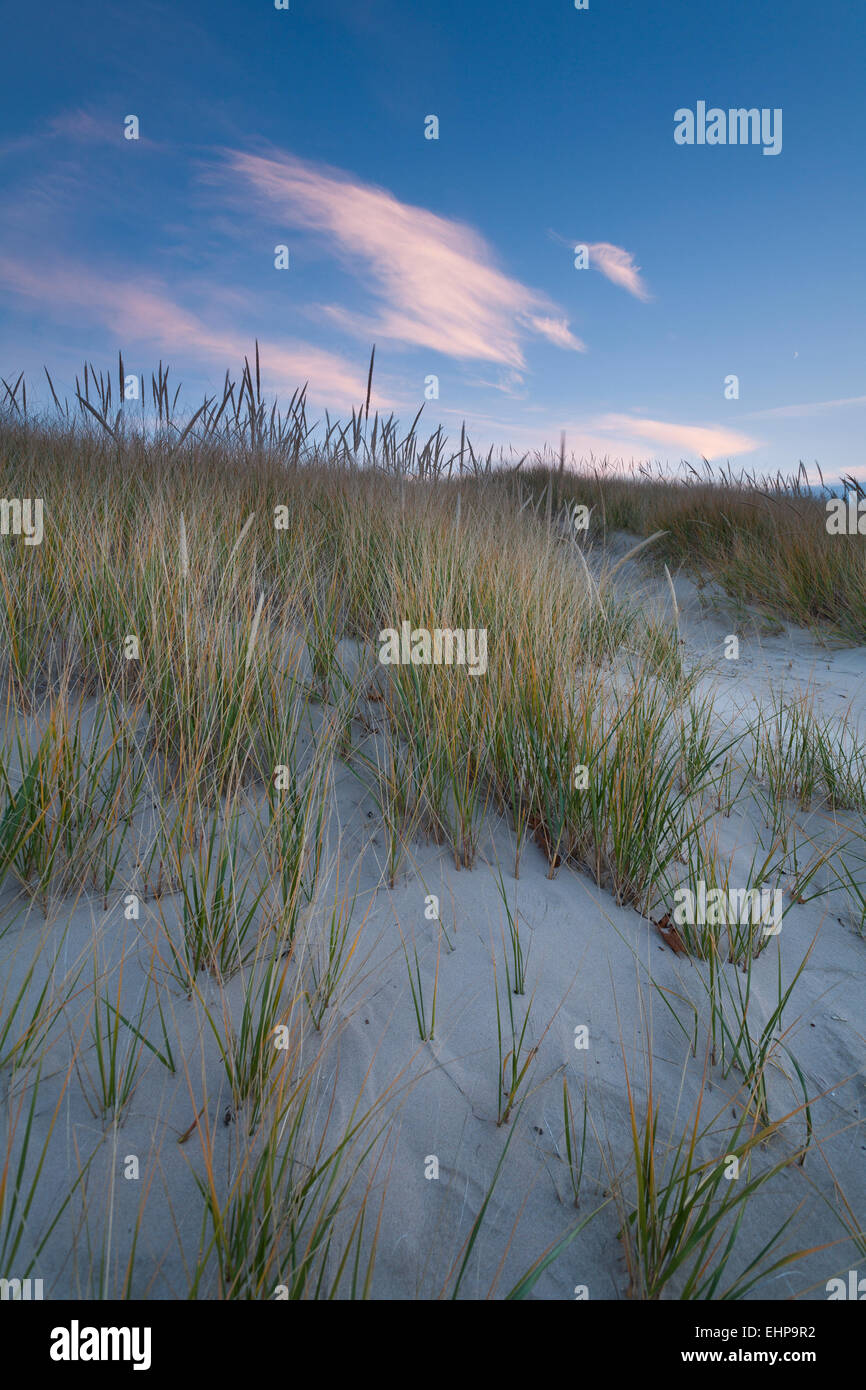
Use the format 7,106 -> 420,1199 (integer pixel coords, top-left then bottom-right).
743,395 -> 866,420
0,256 -> 372,404
0,108 -> 132,161
592,412 -> 758,459
220,149 -> 585,365
583,242 -> 651,301
461,367 -> 528,398
46,109 -> 119,143
524,315 -> 586,351
425,407 -> 759,464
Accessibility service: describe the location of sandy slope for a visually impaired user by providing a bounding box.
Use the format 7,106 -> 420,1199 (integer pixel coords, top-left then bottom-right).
2,542 -> 864,1301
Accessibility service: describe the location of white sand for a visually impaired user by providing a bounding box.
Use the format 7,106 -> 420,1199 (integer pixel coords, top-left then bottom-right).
2,545 -> 864,1301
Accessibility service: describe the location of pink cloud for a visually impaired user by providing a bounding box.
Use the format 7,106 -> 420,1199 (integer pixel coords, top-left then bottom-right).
744,395 -> 866,420
0,109 -> 140,161
0,256 -> 373,405
524,315 -> 586,352
583,242 -> 651,301
47,110 -> 117,143
421,404 -> 757,464
221,150 -> 584,366
592,413 -> 758,459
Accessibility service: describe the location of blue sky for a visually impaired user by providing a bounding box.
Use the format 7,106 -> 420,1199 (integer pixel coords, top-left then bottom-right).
1,0 -> 864,477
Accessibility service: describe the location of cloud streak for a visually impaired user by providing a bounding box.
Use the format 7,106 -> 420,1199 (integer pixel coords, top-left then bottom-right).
221,149 -> 586,365
592,412 -> 758,459
582,242 -> 651,301
743,395 -> 866,420
0,256 -> 372,404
